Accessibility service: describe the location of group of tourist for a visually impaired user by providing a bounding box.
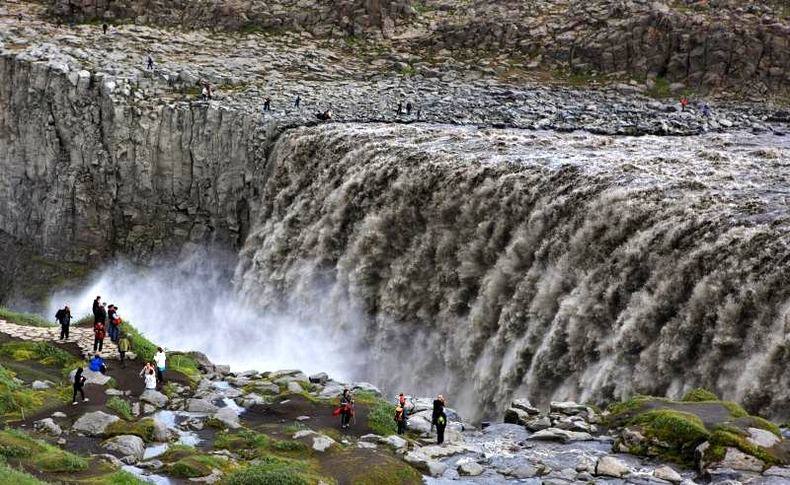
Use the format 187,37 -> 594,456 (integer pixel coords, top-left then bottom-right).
58,297 -> 168,405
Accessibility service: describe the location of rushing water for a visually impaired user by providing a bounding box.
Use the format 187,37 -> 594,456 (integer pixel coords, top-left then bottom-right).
52,124 -> 790,420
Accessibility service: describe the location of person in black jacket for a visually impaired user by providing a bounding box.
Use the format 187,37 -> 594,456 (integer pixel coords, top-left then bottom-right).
431,394 -> 445,432
55,305 -> 72,340
71,367 -> 88,405
92,296 -> 102,324
436,411 -> 447,445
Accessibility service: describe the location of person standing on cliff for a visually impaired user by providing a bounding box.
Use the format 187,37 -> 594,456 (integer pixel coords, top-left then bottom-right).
294,95 -> 301,108
102,23 -> 108,35
154,347 -> 167,387
93,321 -> 106,352
397,100 -> 403,116
431,394 -> 445,432
92,296 -> 102,324
436,410 -> 447,445
55,305 -> 72,340
263,97 -> 272,112
406,102 -> 413,116
147,56 -> 154,70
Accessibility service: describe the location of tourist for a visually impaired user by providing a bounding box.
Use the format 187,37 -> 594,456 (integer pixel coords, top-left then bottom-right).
107,305 -> 119,343
201,85 -> 209,101
436,410 -> 447,444
406,102 -> 413,116
680,96 -> 689,112
55,305 -> 71,340
339,388 -> 354,429
154,347 -> 166,385
263,97 -> 271,112
395,403 -> 407,434
97,302 -> 107,326
93,321 -> 106,352
147,56 -> 154,70
139,362 -> 154,379
397,101 -> 403,115
72,367 -> 88,405
92,296 -> 102,324
89,354 -> 107,374
294,95 -> 301,108
117,333 -> 130,368
431,394 -> 445,432
144,368 -> 157,390
701,103 -> 711,118
102,23 -> 108,35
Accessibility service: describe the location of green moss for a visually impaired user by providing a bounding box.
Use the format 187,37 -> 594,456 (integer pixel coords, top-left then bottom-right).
215,430 -> 270,450
353,461 -> 423,485
272,440 -> 309,453
682,388 -> 719,402
91,470 -> 149,484
0,428 -> 87,473
648,76 -> 672,98
106,396 -> 133,421
120,324 -> 157,363
607,395 -> 653,416
169,455 -> 224,478
722,401 -> 748,418
709,429 -> 776,466
631,409 -> 710,464
34,448 -> 88,472
105,418 -> 157,442
167,353 -> 200,385
368,399 -> 397,436
224,456 -> 318,485
0,308 -> 52,328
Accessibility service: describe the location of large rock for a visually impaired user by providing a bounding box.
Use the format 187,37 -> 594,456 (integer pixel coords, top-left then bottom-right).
525,416 -> 551,431
187,398 -> 219,413
287,381 -> 303,394
595,455 -> 629,478
140,390 -> 169,408
711,447 -> 765,473
102,435 -> 145,462
510,398 -> 540,415
528,428 -> 593,443
33,418 -> 62,436
503,407 -> 531,426
382,435 -> 408,450
311,434 -> 335,452
746,427 -> 780,448
151,418 -> 170,442
213,407 -> 241,429
549,401 -> 594,416
653,465 -> 682,483
458,461 -> 484,476
32,380 -> 54,390
404,450 -> 447,477
72,411 -> 120,436
69,368 -> 112,386
309,372 -> 328,384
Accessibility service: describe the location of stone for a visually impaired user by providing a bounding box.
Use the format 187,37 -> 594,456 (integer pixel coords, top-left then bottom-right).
70,368 -> 111,386
352,382 -> 381,395
511,398 -> 540,415
713,447 -> 765,473
549,401 -> 594,416
595,455 -> 630,478
654,465 -> 682,483
503,407 -> 531,425
309,372 -> 328,384
287,381 -> 303,394
293,430 -> 316,439
238,392 -> 266,408
382,435 -> 407,450
72,411 -> 120,436
187,398 -> 219,413
31,380 -> 53,389
213,407 -> 241,429
140,390 -> 169,408
404,450 -> 447,477
51,411 -> 67,419
312,434 -> 335,452
764,466 -> 790,478
151,418 -> 170,442
106,388 -> 125,396
33,418 -> 62,436
102,435 -> 145,462
525,415 -> 552,431
746,427 -> 780,448
458,461 -> 484,476
528,428 -> 593,442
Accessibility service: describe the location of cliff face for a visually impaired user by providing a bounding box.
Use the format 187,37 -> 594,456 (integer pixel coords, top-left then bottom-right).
0,55 -> 259,264
46,0 -> 790,94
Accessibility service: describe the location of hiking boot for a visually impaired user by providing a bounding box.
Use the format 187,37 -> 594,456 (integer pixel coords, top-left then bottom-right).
83,398 -> 89,402
72,401 -> 78,405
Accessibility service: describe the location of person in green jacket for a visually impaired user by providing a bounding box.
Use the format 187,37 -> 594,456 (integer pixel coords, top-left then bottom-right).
117,333 -> 131,368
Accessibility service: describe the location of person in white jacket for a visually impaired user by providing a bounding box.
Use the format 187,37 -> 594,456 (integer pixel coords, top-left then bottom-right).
154,347 -> 166,386
144,368 -> 157,390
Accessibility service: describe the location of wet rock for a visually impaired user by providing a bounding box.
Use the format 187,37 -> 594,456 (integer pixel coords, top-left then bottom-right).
550,401 -> 595,417
383,435 -> 408,450
709,447 -> 765,473
504,407 -> 531,426
102,435 -> 145,462
595,455 -> 629,478
151,418 -> 170,442
33,417 -> 62,436
72,411 -> 120,436
526,415 -> 552,431
746,427 -> 780,448
238,392 -> 266,408
31,380 -> 54,389
764,466 -> 790,478
404,449 -> 447,477
309,372 -> 328,384
420,444 -> 465,460
286,381 -> 303,394
511,398 -> 540,415
140,389 -> 169,408
654,465 -> 682,483
528,428 -> 594,442
458,460 -> 484,476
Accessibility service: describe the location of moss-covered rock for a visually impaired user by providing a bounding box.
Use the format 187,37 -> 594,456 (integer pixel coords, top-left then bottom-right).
682,388 -> 719,402
104,417 -> 158,442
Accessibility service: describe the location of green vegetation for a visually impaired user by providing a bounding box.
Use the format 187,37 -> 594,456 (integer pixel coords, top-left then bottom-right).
0,341 -> 81,373
167,353 -> 200,385
399,65 -> 417,77
631,409 -> 709,464
0,461 -> 47,485
224,455 -> 324,485
708,428 -> 778,466
106,396 -> 134,421
722,401 -> 748,418
120,324 -> 157,362
271,440 -> 309,454
368,399 -> 397,436
87,470 -> 150,484
0,428 -> 88,473
682,388 -> 719,402
105,417 -> 158,442
161,445 -> 235,478
647,76 -> 671,98
353,461 -> 423,485
0,308 -> 52,327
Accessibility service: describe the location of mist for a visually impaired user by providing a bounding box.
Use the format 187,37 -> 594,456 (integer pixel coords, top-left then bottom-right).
47,252 -> 360,381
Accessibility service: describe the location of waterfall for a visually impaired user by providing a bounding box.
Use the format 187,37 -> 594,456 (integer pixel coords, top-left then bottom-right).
233,122 -> 790,420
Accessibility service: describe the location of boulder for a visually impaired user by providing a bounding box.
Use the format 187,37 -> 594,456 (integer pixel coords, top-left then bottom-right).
33,418 -> 62,436
352,382 -> 382,395
70,368 -> 111,386
504,407 -> 531,425
287,381 -> 303,394
595,455 -> 629,478
404,450 -> 447,477
213,407 -> 241,429
549,401 -> 594,416
420,444 -> 465,460
252,382 -> 280,395
653,465 -> 682,483
383,435 -> 408,450
309,372 -> 328,384
764,466 -> 790,478
238,393 -> 266,408
525,416 -> 551,431
140,390 -> 169,408
746,427 -> 780,448
187,398 -> 219,413
102,435 -> 145,462
511,398 -> 540,415
528,428 -> 593,442
151,418 -> 169,442
31,380 -> 53,390
458,461 -> 484,476
72,411 -> 120,436
711,447 -> 765,473
312,434 -> 335,452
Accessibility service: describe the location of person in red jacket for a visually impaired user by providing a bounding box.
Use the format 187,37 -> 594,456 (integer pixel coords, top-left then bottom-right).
93,321 -> 106,352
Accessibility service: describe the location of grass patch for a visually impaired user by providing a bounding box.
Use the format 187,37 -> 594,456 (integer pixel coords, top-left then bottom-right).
682,388 -> 718,402
120,323 -> 157,363
0,461 -> 47,484
167,353 -> 200,385
722,401 -> 748,418
368,399 -> 397,436
87,469 -> 149,484
162,445 -> 234,478
0,428 -> 87,473
106,396 -> 134,421
0,363 -> 68,420
353,461 -> 423,485
0,308 -> 52,328
708,429 -> 777,466
271,439 -> 309,454
224,455 -> 324,485
0,341 -> 80,373
105,417 -> 157,442
648,76 -> 672,98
